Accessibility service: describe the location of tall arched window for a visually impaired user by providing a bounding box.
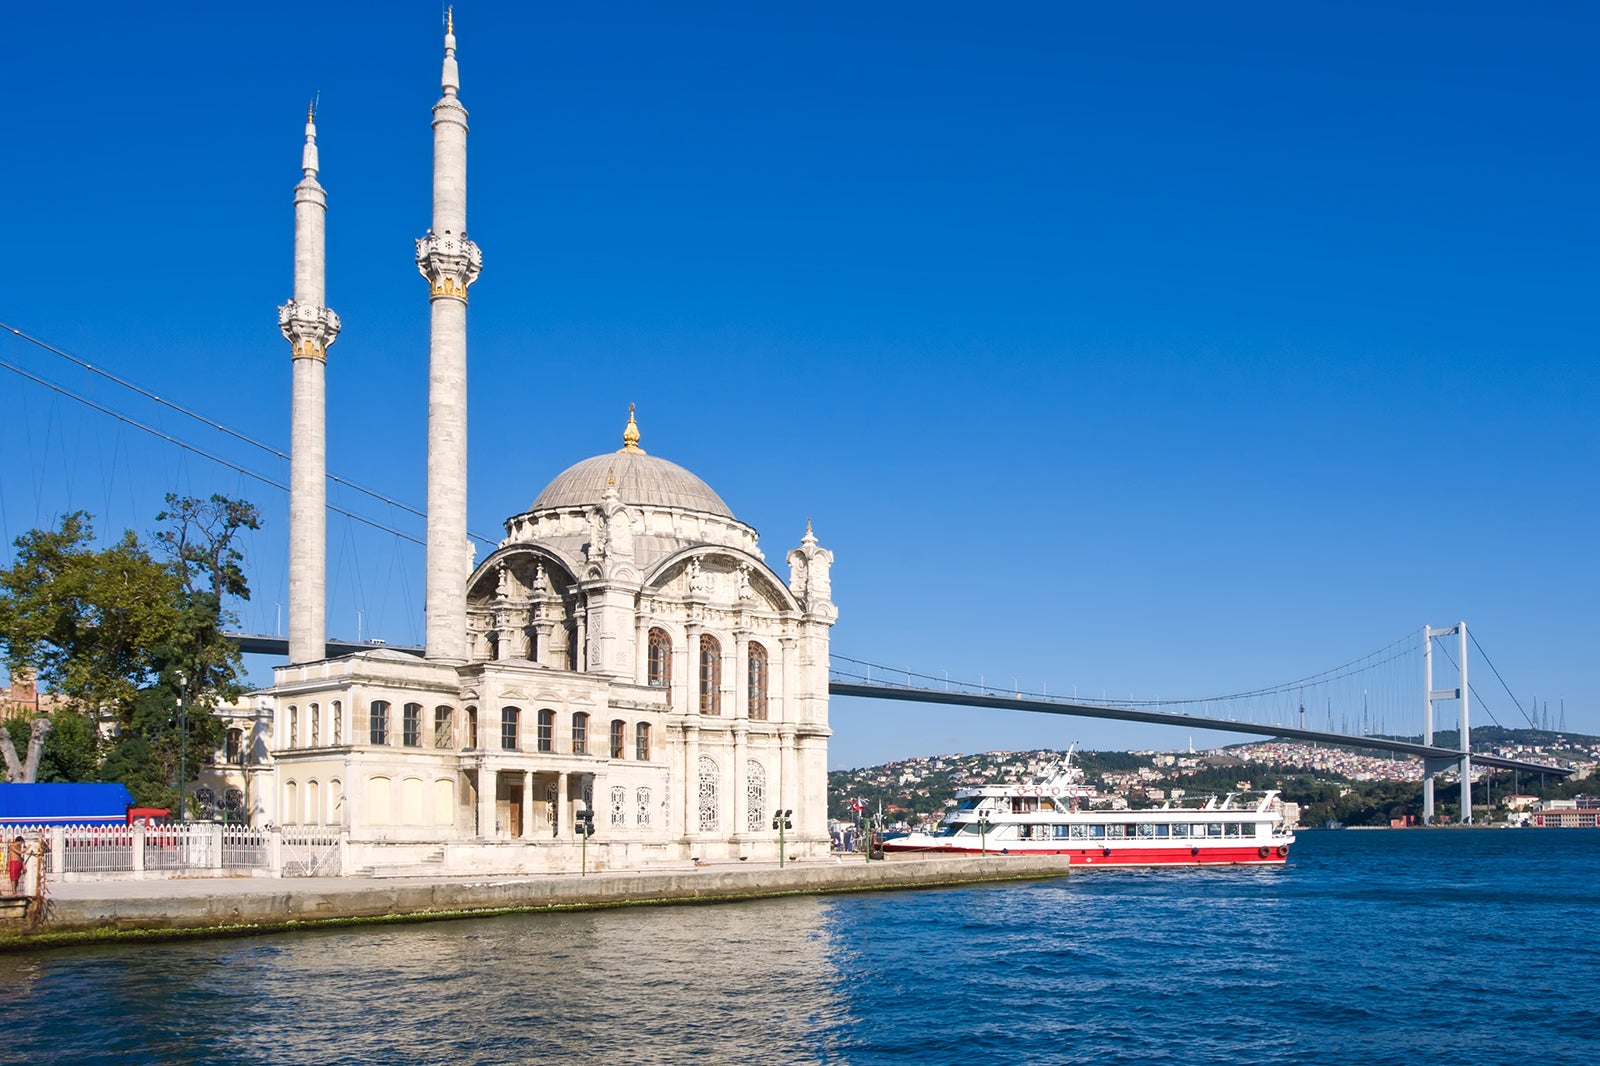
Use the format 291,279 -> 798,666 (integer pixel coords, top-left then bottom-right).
697,755 -> 719,831
610,786 -> 627,828
636,786 -> 652,828
746,760 -> 767,833
466,706 -> 478,749
699,634 -> 722,715
636,722 -> 651,761
309,702 -> 321,746
226,728 -> 243,764
501,707 -> 521,751
287,705 -> 298,750
369,701 -> 390,746
748,642 -> 769,720
537,709 -> 554,753
434,706 -> 455,749
283,780 -> 299,825
403,703 -> 423,747
610,719 -> 626,759
332,700 -> 343,745
648,628 -> 672,691
572,712 -> 590,756
308,779 -> 322,825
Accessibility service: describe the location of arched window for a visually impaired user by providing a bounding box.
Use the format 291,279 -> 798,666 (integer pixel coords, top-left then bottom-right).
466,706 -> 478,749
286,705 -> 298,750
226,728 -> 243,764
746,760 -> 767,833
195,786 -> 217,820
369,701 -> 390,746
610,785 -> 627,828
636,722 -> 651,761
332,700 -> 343,745
283,780 -> 299,825
537,709 -> 554,753
223,788 -> 244,818
699,634 -> 722,715
403,703 -> 422,747
748,642 -> 769,720
697,756 -> 719,831
501,707 -> 520,751
434,706 -> 455,749
648,628 -> 672,690
572,712 -> 590,756
636,786 -> 652,828
566,624 -> 579,671
309,702 -> 321,746
610,719 -> 626,759
308,779 -> 321,824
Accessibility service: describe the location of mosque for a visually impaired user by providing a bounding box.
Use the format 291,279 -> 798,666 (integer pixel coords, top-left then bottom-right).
248,18 -> 836,874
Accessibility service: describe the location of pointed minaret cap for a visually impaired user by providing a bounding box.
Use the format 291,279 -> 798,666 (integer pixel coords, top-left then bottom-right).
301,98 -> 321,177
621,403 -> 645,453
803,516 -> 817,545
442,7 -> 459,96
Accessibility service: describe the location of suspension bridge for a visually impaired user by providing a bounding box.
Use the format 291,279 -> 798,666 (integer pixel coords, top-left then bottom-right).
3,320 -> 1578,825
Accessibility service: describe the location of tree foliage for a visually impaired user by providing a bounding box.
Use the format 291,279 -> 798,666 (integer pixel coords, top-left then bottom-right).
0,495 -> 259,806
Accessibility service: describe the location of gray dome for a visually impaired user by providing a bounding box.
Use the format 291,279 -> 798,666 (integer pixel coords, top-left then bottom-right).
531,448 -> 733,519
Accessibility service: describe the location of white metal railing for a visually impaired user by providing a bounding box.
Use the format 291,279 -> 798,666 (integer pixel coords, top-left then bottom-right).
280,826 -> 343,877
3,822 -> 341,878
61,823 -> 136,873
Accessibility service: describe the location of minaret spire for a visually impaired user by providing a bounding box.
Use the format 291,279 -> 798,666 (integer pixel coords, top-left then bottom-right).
417,15 -> 483,662
280,102 -> 341,664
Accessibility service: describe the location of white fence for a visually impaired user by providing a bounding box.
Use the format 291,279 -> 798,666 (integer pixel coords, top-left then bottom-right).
2,823 -> 343,879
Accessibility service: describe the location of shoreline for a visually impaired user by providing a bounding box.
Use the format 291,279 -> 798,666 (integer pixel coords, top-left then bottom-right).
0,854 -> 1071,952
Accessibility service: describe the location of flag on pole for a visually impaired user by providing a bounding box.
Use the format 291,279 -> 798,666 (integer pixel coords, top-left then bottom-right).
849,797 -> 866,813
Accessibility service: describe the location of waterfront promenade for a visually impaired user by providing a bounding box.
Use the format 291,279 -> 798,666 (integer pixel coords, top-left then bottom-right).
0,853 -> 1071,948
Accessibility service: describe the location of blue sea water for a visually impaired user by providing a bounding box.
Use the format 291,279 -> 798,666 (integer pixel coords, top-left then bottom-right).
0,829 -> 1595,1065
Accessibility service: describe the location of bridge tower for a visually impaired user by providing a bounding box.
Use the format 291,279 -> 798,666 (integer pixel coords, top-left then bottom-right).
1422,622 -> 1470,825
279,102 -> 341,665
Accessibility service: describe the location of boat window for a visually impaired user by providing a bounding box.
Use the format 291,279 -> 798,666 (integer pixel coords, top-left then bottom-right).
1138,823 -> 1156,838
956,798 -> 980,812
1207,823 -> 1224,837
1224,823 -> 1242,838
1069,824 -> 1087,839
1107,825 -> 1126,839
1088,824 -> 1106,839
1171,823 -> 1188,838
1053,825 -> 1071,839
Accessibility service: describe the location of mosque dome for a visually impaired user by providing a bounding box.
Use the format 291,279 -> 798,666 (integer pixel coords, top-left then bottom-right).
529,406 -> 734,519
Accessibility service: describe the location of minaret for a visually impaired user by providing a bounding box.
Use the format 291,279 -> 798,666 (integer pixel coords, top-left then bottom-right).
416,9 -> 483,662
279,102 -> 341,665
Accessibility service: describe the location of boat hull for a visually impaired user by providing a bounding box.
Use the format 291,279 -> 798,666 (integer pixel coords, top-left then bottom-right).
879,841 -> 1292,866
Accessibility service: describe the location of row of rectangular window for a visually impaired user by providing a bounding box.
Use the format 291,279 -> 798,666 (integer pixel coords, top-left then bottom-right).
361,702 -> 653,760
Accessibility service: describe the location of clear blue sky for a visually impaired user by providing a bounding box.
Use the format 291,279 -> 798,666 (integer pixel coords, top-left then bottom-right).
3,2 -> 1596,767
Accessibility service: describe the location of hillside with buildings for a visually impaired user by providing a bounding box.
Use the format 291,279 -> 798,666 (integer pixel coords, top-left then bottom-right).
828,729 -> 1600,829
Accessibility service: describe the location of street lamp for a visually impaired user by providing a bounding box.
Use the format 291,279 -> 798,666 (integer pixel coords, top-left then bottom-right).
771,808 -> 793,869
575,804 -> 595,875
979,813 -> 990,857
174,670 -> 187,824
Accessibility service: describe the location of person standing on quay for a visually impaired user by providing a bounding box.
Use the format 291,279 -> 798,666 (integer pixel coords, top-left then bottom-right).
6,836 -> 23,894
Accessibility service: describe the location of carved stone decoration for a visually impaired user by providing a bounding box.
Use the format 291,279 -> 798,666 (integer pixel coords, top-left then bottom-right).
736,563 -> 754,603
415,231 -> 483,300
278,300 -> 342,360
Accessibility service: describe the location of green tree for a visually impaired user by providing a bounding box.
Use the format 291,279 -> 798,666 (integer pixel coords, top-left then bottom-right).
0,496 -> 259,812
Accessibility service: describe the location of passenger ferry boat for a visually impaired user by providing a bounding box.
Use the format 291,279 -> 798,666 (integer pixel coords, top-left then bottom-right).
881,752 -> 1296,866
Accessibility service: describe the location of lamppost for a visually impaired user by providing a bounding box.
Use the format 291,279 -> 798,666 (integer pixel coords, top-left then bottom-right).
174,671 -> 187,824
979,813 -> 990,857
576,804 -> 595,875
772,808 -> 793,868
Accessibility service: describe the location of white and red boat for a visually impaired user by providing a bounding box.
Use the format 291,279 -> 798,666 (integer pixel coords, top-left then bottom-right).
881,752 -> 1295,866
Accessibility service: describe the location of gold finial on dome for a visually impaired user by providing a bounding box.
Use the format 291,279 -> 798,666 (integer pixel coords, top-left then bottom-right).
447,5 -> 454,34
621,402 -> 645,453
607,466 -> 616,487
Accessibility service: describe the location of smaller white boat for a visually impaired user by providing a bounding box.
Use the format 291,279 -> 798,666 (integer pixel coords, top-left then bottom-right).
882,748 -> 1296,866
